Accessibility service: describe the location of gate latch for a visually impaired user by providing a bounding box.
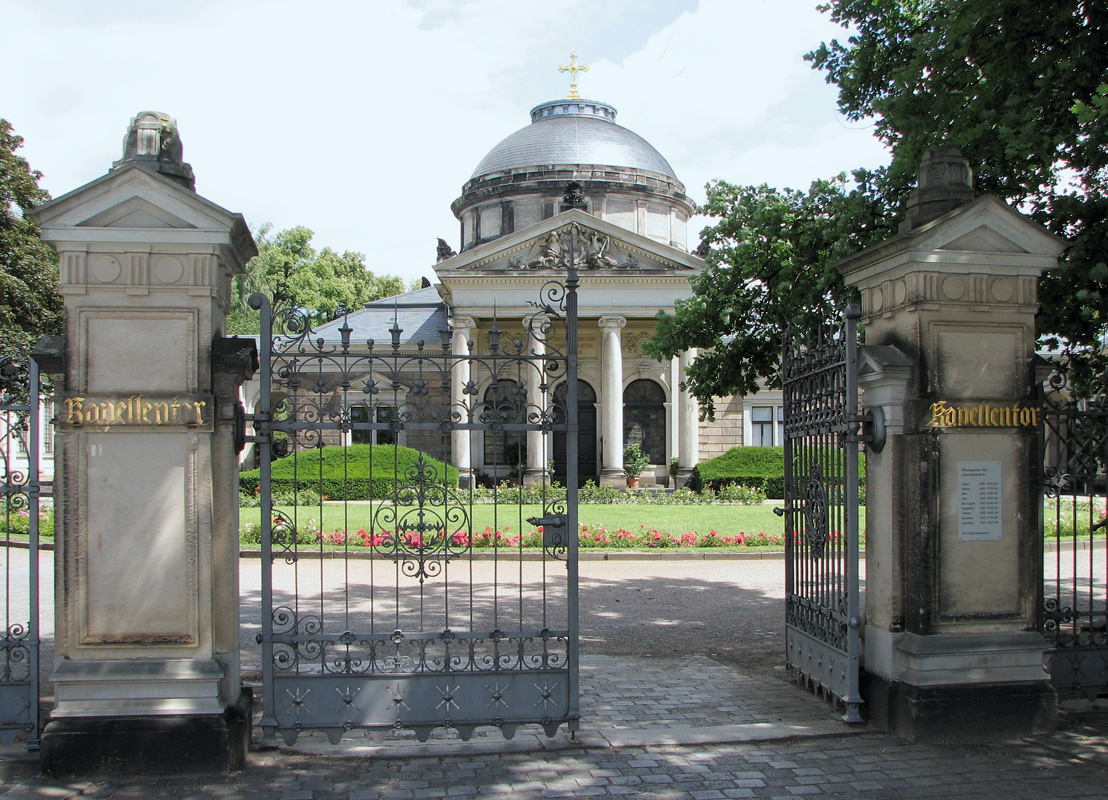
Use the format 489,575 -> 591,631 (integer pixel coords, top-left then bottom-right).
527,515 -> 566,549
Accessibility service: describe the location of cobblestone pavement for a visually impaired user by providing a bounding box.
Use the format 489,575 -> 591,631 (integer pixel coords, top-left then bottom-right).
2,656 -> 1105,800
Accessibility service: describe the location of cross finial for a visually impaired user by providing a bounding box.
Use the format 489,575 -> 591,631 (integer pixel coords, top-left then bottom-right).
558,52 -> 589,99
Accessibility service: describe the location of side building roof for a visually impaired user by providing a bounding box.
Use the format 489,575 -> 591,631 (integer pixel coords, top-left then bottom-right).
312,286 -> 449,347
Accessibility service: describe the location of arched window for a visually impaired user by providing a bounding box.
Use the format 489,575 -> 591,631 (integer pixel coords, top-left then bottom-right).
623,379 -> 666,465
482,380 -> 527,468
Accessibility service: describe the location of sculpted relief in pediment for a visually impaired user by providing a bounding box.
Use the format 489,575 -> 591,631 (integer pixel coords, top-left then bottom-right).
503,224 -> 653,272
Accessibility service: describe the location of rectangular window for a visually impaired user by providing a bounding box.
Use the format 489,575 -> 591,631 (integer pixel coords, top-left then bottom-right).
43,400 -> 54,455
351,405 -> 396,446
750,406 -> 774,447
376,406 -> 396,447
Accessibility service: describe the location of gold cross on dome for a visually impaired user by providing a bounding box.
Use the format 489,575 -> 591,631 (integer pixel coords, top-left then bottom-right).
559,52 -> 589,99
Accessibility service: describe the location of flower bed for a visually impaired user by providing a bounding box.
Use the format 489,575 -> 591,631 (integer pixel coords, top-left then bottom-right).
240,520 -> 789,550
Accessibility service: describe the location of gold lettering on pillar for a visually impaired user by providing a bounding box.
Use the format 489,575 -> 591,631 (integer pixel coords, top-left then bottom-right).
926,400 -> 1039,429
59,394 -> 211,430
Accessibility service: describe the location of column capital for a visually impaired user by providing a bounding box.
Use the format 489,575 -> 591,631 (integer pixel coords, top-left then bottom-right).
598,315 -> 626,330
452,316 -> 478,332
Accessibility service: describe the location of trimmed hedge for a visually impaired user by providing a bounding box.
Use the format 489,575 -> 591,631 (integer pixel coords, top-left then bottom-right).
694,446 -> 786,498
692,446 -> 866,500
240,444 -> 459,501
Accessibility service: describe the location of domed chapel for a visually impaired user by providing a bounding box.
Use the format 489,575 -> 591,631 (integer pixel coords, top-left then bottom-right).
301,59 -> 766,486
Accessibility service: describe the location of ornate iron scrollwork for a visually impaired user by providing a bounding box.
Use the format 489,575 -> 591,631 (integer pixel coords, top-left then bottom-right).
803,461 -> 830,560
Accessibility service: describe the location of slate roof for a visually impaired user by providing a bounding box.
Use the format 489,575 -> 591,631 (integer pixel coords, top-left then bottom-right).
312,286 -> 449,347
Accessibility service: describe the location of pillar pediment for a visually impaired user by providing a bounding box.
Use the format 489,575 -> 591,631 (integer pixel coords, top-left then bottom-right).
29,165 -> 256,273
836,195 -> 1066,321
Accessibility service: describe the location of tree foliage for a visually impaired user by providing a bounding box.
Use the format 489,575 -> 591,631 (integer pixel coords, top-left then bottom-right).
0,119 -> 61,359
227,225 -> 406,334
647,171 -> 900,416
809,0 -> 1108,372
653,0 -> 1108,409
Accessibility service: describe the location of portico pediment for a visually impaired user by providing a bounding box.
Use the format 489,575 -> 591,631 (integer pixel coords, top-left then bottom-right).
435,209 -> 703,277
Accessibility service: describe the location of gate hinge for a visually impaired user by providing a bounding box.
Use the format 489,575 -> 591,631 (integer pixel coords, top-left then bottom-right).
848,408 -> 886,452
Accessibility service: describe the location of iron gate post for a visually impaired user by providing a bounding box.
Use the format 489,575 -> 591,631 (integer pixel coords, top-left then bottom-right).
843,304 -> 863,722
248,293 -> 279,746
565,244 -> 581,734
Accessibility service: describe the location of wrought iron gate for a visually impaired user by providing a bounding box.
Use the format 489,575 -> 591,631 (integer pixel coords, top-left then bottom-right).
779,304 -> 865,722
1,350 -> 41,747
1039,367 -> 1108,698
249,270 -> 580,745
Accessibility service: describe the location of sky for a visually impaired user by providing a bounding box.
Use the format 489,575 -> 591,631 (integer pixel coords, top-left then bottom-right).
5,0 -> 890,285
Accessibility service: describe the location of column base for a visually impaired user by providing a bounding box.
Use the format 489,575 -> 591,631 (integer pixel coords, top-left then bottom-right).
40,687 -> 252,778
862,675 -> 1056,742
523,468 -> 548,487
599,469 -> 626,488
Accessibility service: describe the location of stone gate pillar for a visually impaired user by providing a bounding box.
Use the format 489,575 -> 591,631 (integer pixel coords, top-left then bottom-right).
28,112 -> 257,775
837,147 -> 1067,740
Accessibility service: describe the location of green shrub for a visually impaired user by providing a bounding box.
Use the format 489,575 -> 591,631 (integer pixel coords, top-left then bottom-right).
240,444 -> 458,501
693,446 -> 786,498
692,446 -> 864,501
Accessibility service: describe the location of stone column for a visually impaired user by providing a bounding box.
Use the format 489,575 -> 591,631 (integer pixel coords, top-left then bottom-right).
677,348 -> 699,484
28,112 -> 258,776
524,314 -> 548,485
837,147 -> 1067,741
668,356 -> 681,478
451,316 -> 476,488
598,316 -> 626,486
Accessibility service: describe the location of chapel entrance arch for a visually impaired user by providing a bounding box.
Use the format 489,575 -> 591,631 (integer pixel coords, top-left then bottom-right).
553,379 -> 597,483
623,378 -> 666,467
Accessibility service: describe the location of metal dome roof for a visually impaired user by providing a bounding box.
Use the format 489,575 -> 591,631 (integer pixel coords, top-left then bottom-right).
469,99 -> 678,181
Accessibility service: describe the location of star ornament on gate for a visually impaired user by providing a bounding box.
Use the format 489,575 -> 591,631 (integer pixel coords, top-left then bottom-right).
486,681 -> 511,709
436,683 -> 461,711
534,681 -> 559,708
335,685 -> 361,712
286,687 -> 311,718
386,683 -> 410,712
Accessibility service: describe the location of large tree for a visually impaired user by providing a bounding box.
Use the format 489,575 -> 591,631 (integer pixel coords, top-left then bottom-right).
227,225 -> 407,334
652,0 -> 1108,412
0,119 -> 61,361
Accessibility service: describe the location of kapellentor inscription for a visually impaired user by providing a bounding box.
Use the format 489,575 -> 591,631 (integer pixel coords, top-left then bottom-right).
58,394 -> 212,429
928,400 -> 1039,429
